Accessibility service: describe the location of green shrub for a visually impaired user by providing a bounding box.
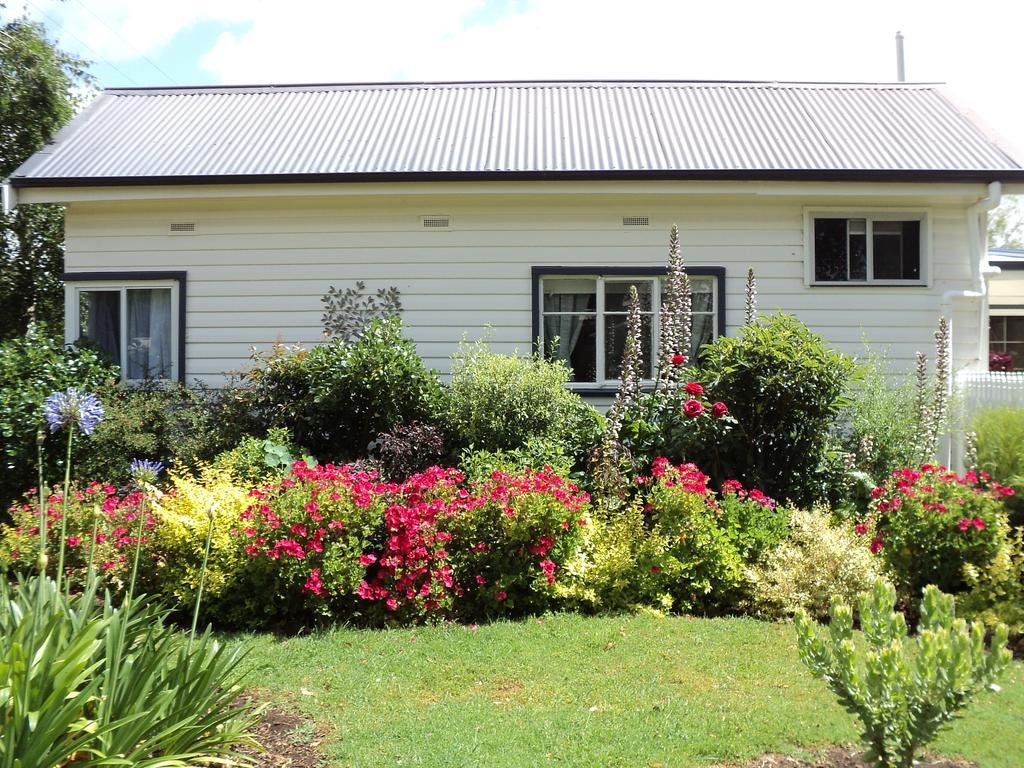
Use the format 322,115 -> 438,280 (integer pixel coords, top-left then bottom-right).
459,436 -> 573,484
795,578 -> 1011,768
971,406 -> 1024,523
696,313 -> 856,506
0,323 -> 117,506
959,528 -> 1024,640
74,381 -> 249,484
716,480 -> 789,564
443,341 -> 600,461
750,507 -> 887,620
235,317 -> 442,461
0,572 -> 257,766
211,427 -> 301,485
841,353 -> 922,485
870,465 -> 1011,597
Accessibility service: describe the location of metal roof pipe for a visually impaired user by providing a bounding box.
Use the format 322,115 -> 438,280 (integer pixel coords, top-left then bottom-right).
896,32 -> 906,82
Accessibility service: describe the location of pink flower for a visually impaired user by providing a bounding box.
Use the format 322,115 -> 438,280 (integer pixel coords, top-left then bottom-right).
67,536 -> 81,547
958,518 -> 971,532
359,553 -> 377,566
854,522 -> 868,536
495,590 -> 508,601
683,399 -> 705,418
972,517 -> 986,530
711,401 -> 729,419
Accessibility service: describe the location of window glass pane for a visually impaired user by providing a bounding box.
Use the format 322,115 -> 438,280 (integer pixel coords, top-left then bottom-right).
873,220 -> 920,280
604,314 -> 653,381
543,315 -> 596,382
691,313 -> 715,358
78,290 -> 121,367
814,218 -> 848,281
691,282 -> 714,312
989,316 -> 1006,343
127,288 -> 173,379
849,219 -> 867,281
1006,316 -> 1024,342
605,280 -> 653,312
543,279 -> 596,313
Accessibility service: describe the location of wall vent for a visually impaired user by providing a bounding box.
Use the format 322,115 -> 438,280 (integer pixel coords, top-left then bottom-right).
168,221 -> 196,234
622,216 -> 650,227
421,215 -> 451,229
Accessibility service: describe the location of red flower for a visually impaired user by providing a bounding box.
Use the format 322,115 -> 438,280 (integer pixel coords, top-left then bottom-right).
854,522 -> 868,536
359,553 -> 377,566
683,399 -> 704,418
711,401 -> 729,418
958,518 -> 971,532
650,565 -> 661,574
495,590 -> 508,601
972,517 -> 986,530
685,381 -> 704,396
67,536 -> 81,547
671,354 -> 686,366
869,536 -> 884,554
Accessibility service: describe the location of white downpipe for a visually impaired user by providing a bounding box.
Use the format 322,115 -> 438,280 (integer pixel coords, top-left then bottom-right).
938,181 -> 1002,468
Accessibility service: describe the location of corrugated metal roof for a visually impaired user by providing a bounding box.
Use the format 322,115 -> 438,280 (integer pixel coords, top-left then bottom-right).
10,80 -> 1024,186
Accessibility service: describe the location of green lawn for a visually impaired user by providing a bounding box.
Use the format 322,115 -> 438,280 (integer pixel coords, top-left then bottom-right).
235,613 -> 1023,768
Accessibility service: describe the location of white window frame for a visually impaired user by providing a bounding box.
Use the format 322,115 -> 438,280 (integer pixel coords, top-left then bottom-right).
64,278 -> 181,383
803,208 -> 931,287
538,273 -> 719,390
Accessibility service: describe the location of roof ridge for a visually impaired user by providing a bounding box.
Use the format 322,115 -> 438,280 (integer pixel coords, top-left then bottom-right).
103,79 -> 946,95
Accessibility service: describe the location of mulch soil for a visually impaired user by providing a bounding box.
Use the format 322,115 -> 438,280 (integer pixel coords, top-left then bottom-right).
237,705 -> 328,768
733,746 -> 976,768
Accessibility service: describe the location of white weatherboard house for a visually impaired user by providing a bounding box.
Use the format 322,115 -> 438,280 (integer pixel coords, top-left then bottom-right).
6,80 -> 1024,396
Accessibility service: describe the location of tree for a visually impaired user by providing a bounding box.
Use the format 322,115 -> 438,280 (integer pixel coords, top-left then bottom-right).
988,195 -> 1024,250
0,13 -> 91,340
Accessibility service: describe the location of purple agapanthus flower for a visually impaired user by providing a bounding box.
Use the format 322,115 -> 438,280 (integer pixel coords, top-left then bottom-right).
129,458 -> 165,485
42,387 -> 104,435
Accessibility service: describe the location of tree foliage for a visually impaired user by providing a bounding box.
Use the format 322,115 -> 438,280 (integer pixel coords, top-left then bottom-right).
988,195 -> 1024,250
0,15 -> 92,340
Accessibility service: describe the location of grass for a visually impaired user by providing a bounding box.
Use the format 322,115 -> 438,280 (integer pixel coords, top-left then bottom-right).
234,613 -> 1024,768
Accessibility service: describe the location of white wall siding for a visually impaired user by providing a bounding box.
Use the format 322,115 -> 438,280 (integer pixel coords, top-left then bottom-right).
64,190 -> 984,387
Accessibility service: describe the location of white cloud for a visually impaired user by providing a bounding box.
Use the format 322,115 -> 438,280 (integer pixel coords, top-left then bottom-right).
12,0 -> 1024,155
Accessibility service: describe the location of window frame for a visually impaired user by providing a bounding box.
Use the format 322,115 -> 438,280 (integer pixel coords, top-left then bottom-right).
990,306 -> 1024,370
63,271 -> 187,384
531,266 -> 726,394
803,208 -> 931,287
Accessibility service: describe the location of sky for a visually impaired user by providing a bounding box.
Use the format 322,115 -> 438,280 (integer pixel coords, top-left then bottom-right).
5,0 -> 1024,160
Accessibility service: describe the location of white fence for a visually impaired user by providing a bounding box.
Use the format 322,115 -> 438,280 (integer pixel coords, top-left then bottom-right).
956,371 -> 1024,414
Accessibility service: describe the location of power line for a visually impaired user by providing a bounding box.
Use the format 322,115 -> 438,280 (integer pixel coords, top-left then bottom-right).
68,0 -> 178,85
21,0 -> 143,86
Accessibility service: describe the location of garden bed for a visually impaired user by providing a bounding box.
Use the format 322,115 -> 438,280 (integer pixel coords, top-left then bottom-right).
234,613 -> 1022,768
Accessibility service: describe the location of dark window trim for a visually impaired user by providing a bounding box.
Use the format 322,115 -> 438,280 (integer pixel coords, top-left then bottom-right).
62,271 -> 187,384
531,266 -> 726,396
991,261 -> 1024,271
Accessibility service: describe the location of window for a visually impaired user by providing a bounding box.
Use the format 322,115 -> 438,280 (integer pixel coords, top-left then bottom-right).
990,314 -> 1024,371
534,268 -> 723,388
65,273 -> 185,382
810,214 -> 925,284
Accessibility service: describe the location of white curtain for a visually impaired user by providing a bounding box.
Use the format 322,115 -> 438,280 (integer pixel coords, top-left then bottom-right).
127,288 -> 172,379
544,291 -> 592,369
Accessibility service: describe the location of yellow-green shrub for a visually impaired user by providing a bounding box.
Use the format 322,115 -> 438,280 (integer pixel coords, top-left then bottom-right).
751,507 -> 887,620
146,466 -> 252,620
959,528 -> 1024,640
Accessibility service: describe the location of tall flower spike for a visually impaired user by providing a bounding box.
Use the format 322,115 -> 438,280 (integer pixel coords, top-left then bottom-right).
657,224 -> 691,389
932,316 -> 951,449
744,268 -> 758,325
43,387 -> 104,435
603,285 -> 644,448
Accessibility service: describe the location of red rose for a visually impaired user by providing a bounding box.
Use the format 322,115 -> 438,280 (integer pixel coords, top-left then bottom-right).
683,399 -> 704,418
869,536 -> 884,554
671,353 -> 686,366
685,381 -> 704,396
711,401 -> 729,418
853,522 -> 868,536
495,590 -> 508,601
958,518 -> 971,532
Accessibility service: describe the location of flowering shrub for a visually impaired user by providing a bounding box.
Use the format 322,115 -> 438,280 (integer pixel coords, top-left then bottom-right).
639,459 -> 747,613
446,468 -> 590,619
716,479 -> 788,564
866,465 -> 1013,597
1,482 -> 156,588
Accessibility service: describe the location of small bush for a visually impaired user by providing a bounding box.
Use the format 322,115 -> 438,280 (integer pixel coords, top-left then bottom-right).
443,341 -> 600,461
959,528 -> 1024,640
869,465 -> 1012,597
370,420 -> 447,482
210,427 -> 300,485
459,436 -> 573,484
795,579 -> 1011,768
75,381 -> 249,484
0,323 -> 117,506
750,507 -> 886,620
696,313 -> 856,506
716,479 -> 789,564
971,406 -> 1024,523
235,317 -> 442,461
